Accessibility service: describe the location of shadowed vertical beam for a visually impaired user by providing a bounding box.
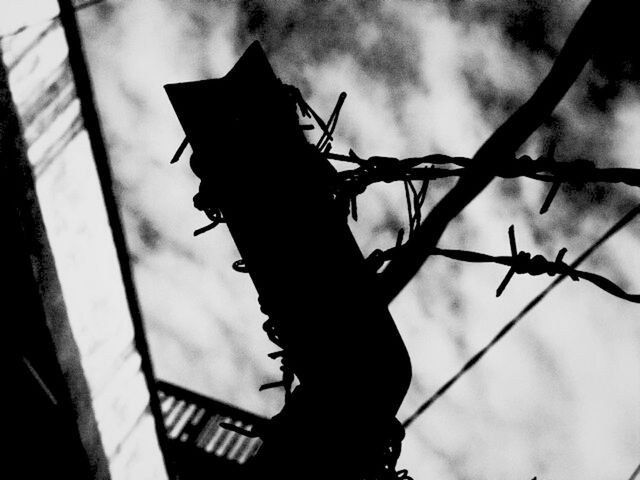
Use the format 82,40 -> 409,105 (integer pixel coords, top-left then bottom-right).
1,44 -> 101,480
56,1 -> 175,477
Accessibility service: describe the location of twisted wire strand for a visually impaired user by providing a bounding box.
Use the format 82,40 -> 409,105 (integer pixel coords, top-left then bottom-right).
402,203 -> 640,429
365,170 -> 640,307
420,223 -> 640,303
327,151 -> 640,216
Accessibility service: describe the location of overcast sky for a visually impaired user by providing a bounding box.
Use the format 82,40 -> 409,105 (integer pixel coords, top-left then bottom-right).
67,1 -> 640,478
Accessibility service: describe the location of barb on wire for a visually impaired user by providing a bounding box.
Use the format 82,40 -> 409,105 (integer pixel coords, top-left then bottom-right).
284,84 -> 347,155
404,177 -> 430,237
192,189 -> 225,236
192,208 -> 224,236
316,92 -> 347,152
329,150 -> 438,221
327,150 -> 640,215
433,226 -> 640,303
170,137 -> 189,164
402,204 -> 640,429
366,229 -> 404,273
539,181 -> 562,214
372,223 -> 640,304
494,224 -> 580,296
364,166 -> 430,272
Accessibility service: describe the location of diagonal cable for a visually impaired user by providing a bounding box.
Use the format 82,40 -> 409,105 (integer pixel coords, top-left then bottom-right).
403,203 -> 640,429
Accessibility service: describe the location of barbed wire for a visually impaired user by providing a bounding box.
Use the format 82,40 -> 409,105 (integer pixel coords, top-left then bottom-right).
277,85 -> 640,436
377,0 -> 627,304
402,203 -> 640,429
341,141 -> 640,306
367,223 -> 640,304
326,150 -> 640,215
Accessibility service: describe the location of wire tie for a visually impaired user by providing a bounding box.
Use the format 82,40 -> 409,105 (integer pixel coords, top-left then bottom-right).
259,381 -> 287,391
554,248 -> 580,281
496,225 -> 518,296
348,149 -> 362,162
170,136 -> 189,164
540,180 -> 562,214
232,259 -> 249,273
193,220 -> 220,236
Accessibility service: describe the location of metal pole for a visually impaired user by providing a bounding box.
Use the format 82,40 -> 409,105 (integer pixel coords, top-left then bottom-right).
166,41 -> 412,479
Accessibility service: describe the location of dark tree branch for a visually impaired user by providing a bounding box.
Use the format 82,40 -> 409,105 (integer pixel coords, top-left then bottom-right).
378,0 -> 619,303
430,243 -> 640,304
